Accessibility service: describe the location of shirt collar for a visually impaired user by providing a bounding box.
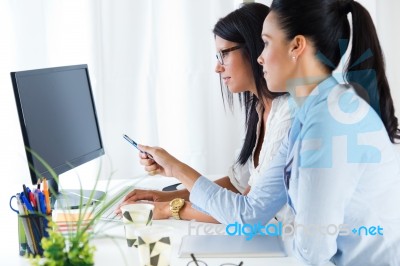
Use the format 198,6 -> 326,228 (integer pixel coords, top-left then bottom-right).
292,76 -> 338,124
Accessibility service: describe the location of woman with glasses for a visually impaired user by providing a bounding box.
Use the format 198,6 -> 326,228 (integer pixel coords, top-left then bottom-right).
134,0 -> 400,265
117,3 -> 293,223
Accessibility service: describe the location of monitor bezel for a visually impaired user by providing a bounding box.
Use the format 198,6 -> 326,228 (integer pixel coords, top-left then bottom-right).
10,64 -> 105,186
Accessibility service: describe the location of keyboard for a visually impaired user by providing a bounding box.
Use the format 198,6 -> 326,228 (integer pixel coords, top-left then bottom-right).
98,185 -> 135,222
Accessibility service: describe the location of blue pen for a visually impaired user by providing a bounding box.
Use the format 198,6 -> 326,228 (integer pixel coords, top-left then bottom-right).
22,185 -> 34,212
20,193 -> 34,212
38,192 -> 49,237
35,190 -> 49,238
37,191 -> 46,215
123,134 -> 154,159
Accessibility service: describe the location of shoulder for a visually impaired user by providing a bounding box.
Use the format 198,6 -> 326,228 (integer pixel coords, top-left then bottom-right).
301,83 -> 386,145
271,94 -> 293,122
304,84 -> 380,125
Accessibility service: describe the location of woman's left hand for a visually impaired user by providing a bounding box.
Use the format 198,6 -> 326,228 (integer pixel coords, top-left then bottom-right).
116,201 -> 170,220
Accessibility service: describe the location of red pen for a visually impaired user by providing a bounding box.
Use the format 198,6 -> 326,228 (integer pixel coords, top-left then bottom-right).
27,187 -> 37,209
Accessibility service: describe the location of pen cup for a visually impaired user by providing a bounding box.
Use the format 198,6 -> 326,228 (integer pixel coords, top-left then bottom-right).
20,213 -> 51,256
17,215 -> 27,256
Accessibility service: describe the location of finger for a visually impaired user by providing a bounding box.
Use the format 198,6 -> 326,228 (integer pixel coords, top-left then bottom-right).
138,144 -> 155,156
144,164 -> 159,172
123,189 -> 140,201
114,206 -> 122,215
148,170 -> 156,176
140,158 -> 155,166
139,152 -> 149,159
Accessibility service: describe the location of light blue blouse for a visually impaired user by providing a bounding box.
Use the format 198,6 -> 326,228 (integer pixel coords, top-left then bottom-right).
190,77 -> 400,265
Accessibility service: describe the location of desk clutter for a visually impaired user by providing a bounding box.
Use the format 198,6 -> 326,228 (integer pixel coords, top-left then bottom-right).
52,208 -> 94,237
9,179 -> 52,256
9,179 -> 95,257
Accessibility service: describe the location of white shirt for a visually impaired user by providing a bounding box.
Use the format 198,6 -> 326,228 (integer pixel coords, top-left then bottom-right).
228,94 -> 292,192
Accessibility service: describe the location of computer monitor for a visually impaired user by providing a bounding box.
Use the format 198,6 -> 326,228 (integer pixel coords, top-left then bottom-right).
11,64 -> 105,209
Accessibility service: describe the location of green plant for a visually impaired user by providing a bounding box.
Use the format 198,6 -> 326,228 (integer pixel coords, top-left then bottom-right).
30,221 -> 95,266
26,148 -> 140,266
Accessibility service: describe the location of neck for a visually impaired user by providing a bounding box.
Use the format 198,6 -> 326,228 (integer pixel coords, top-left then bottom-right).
288,56 -> 331,107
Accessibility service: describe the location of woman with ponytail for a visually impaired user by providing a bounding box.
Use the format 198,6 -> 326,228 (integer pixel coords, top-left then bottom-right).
134,1 -> 400,264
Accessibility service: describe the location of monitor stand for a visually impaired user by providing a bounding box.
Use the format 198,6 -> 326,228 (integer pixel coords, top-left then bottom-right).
48,178 -> 106,210
53,189 -> 106,210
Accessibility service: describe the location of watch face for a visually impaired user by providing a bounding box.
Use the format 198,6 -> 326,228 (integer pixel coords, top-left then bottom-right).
171,198 -> 184,207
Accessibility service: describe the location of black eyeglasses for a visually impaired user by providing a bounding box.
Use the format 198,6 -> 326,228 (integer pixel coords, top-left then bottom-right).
187,253 -> 243,266
216,45 -> 244,65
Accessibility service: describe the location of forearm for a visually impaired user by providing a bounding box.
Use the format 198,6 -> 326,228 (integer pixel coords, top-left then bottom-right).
172,162 -> 202,191
189,136 -> 290,225
214,176 -> 240,193
190,176 -> 286,224
179,202 -> 219,223
173,189 -> 190,201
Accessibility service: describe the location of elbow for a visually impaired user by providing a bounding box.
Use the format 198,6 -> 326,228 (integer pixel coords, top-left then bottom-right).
293,238 -> 335,265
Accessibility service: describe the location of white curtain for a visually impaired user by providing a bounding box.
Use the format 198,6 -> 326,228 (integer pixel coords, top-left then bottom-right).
0,0 -> 245,188
1,0 -> 399,189
96,0 -> 246,180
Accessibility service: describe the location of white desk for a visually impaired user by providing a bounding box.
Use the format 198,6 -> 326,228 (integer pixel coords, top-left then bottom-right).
1,175 -> 333,266
93,219 -> 307,266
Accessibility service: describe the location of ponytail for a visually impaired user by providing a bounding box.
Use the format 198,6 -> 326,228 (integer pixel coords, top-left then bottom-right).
271,0 -> 400,143
347,1 -> 400,142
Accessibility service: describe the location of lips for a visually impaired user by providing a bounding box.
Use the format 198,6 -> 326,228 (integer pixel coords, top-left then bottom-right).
222,77 -> 231,84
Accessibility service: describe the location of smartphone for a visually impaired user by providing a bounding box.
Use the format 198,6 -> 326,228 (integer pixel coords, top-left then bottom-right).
123,134 -> 153,159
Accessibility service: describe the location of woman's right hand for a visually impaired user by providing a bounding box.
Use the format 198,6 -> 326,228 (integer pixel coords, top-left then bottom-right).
138,145 -> 181,177
138,144 -> 201,190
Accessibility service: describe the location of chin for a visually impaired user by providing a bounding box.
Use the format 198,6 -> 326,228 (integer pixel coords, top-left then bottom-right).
266,82 -> 285,93
227,86 -> 243,94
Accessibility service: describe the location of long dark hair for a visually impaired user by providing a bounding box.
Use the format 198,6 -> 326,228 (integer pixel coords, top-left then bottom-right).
270,0 -> 400,143
213,3 -> 284,165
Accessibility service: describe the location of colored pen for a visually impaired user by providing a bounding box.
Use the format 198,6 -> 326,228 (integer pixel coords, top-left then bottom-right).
43,178 -> 51,215
20,192 -> 34,212
37,191 -> 49,237
18,193 -> 38,254
123,134 -> 154,159
27,187 -> 37,210
16,194 -> 31,256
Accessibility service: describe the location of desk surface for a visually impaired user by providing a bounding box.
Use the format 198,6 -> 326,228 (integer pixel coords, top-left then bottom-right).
1,175 -> 333,266
93,219 -> 306,266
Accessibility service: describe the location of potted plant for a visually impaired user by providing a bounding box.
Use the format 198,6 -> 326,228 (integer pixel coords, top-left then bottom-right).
26,149 -> 138,266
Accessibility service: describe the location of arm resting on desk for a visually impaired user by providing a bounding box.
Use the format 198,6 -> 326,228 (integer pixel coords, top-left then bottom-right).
189,136 -> 289,225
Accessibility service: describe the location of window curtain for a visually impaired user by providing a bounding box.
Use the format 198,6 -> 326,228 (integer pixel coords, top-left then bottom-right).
0,0 -> 246,187
0,0 -> 398,188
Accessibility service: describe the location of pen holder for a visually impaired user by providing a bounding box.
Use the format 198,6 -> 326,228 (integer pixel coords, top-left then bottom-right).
17,215 -> 28,256
19,213 -> 51,256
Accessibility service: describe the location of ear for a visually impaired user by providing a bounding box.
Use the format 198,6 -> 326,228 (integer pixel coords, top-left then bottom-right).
288,35 -> 307,60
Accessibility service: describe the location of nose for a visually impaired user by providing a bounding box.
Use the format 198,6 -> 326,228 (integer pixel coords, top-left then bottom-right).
215,61 -> 224,73
257,55 -> 263,66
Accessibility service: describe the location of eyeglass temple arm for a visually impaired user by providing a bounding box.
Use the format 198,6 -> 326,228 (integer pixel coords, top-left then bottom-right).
190,253 -> 200,266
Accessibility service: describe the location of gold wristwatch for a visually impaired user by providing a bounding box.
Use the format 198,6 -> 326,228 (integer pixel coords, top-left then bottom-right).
169,198 -> 185,220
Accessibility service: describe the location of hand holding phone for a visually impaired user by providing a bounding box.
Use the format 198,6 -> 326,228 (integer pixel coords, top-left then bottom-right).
123,134 -> 153,159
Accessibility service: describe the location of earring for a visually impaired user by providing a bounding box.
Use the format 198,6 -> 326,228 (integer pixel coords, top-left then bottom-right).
292,56 -> 296,61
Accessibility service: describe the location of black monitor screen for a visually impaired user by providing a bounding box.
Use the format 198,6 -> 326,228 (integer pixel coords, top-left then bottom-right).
11,64 -> 104,188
